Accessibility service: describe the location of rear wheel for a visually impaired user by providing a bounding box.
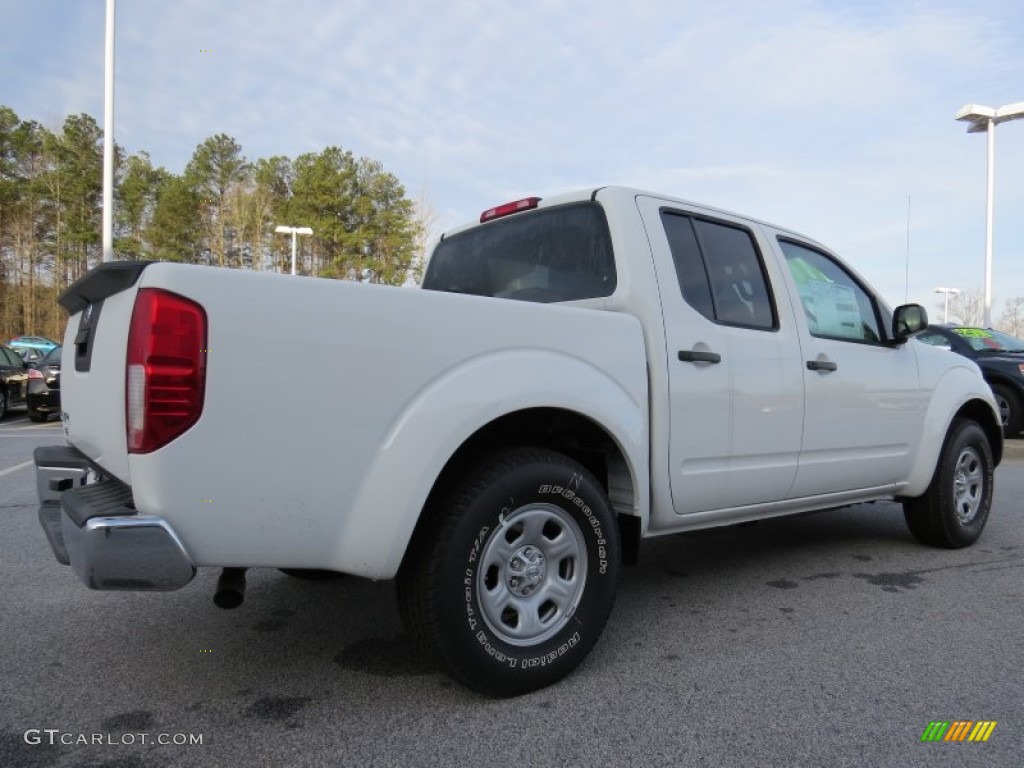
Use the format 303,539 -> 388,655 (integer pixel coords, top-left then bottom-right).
29,409 -> 48,423
992,384 -> 1021,437
903,419 -> 994,548
397,447 -> 620,696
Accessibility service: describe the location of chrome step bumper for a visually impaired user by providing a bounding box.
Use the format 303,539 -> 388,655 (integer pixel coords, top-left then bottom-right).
35,446 -> 195,591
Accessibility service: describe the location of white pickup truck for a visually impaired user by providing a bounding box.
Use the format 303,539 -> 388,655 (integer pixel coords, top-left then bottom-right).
36,186 -> 1002,696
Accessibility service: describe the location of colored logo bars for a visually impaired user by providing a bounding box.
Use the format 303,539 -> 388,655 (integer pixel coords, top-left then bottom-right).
921,721 -> 997,743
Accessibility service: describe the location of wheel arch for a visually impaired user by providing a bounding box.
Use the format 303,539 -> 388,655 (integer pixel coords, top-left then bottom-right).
903,396 -> 1002,500
953,398 -> 1003,467
902,357 -> 1004,499
401,407 -> 643,576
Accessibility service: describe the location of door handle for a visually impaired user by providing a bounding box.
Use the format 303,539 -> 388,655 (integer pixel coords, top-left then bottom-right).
678,350 -> 721,364
806,359 -> 837,372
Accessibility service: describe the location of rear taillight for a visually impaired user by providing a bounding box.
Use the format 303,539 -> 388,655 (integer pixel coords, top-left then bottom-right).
28,368 -> 44,380
126,288 -> 207,453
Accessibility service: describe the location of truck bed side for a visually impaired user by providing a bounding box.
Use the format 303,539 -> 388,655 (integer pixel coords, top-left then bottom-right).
61,263 -> 649,578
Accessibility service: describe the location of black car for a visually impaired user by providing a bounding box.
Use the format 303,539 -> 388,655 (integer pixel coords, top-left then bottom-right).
917,325 -> 1024,437
27,345 -> 62,422
0,344 -> 30,419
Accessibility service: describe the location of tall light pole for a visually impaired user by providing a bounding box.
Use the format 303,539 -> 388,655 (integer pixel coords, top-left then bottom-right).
934,286 -> 960,324
102,0 -> 116,262
274,225 -> 313,275
955,100 -> 1024,327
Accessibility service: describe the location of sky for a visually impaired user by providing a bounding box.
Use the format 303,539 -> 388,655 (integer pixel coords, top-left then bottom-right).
2,0 -> 1023,320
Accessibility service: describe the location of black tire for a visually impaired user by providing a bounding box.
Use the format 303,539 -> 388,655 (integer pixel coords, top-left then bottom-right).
397,447 -> 620,697
903,419 -> 994,548
278,568 -> 342,580
992,384 -> 1021,438
29,409 -> 47,423
0,388 -> 7,420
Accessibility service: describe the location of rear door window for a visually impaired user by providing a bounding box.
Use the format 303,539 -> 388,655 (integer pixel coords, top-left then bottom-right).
423,203 -> 616,303
661,211 -> 776,330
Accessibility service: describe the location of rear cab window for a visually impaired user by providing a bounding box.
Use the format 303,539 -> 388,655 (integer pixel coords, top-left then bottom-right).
422,203 -> 616,303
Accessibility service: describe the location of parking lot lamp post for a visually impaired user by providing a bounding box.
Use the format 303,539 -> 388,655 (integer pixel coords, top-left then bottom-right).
274,225 -> 313,275
102,0 -> 116,262
934,286 -> 960,324
955,101 -> 1024,327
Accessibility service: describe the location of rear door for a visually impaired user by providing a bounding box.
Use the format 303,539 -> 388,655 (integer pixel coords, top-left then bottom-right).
638,197 -> 805,513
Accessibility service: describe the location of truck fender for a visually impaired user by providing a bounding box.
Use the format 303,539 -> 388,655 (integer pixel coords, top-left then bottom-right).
901,366 -> 1001,497
329,349 -> 649,579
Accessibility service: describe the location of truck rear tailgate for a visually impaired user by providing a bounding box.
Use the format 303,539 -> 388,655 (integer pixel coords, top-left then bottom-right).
59,262 -> 152,484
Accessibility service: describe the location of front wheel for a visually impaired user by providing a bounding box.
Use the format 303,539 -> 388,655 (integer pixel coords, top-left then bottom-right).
903,419 -> 994,548
397,447 -> 620,696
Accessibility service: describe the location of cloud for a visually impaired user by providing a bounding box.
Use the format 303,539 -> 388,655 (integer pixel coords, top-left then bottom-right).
4,0 -> 1024,310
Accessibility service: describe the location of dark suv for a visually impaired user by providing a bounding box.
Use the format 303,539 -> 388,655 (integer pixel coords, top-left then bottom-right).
917,325 -> 1024,437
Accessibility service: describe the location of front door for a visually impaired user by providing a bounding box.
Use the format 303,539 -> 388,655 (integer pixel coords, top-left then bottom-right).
775,238 -> 925,497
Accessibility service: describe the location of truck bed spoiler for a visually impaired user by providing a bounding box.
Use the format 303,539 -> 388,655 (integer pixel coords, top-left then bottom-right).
59,261 -> 154,314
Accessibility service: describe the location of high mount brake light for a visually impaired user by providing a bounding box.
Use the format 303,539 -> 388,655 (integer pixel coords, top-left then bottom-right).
479,197 -> 542,223
126,288 -> 207,454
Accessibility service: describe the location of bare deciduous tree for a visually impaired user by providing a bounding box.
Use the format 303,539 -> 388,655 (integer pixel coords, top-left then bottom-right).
998,296 -> 1024,337
406,189 -> 441,286
949,287 -> 986,327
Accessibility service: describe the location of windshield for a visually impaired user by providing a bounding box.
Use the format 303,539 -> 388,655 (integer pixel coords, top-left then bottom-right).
952,327 -> 1024,353
423,202 -> 616,303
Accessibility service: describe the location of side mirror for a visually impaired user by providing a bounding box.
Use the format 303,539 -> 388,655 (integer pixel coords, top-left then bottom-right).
892,303 -> 928,343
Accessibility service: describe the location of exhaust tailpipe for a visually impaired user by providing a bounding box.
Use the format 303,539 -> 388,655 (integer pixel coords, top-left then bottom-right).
213,567 -> 247,609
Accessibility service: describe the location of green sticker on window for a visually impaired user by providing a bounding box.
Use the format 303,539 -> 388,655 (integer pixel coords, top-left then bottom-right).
952,328 -> 992,339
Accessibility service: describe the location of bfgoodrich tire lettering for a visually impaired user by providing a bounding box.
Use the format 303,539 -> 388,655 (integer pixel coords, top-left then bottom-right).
398,447 -> 620,696
903,419 -> 994,548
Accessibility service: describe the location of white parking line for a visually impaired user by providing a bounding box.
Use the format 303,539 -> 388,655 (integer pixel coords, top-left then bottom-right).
0,459 -> 33,478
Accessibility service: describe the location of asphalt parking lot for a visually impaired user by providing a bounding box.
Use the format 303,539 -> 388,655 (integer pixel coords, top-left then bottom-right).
1,413 -> 1021,768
